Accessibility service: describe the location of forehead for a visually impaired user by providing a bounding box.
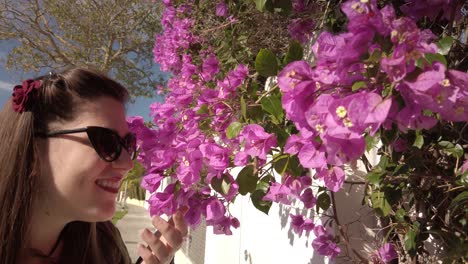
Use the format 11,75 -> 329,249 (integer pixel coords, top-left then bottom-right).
56,97 -> 129,136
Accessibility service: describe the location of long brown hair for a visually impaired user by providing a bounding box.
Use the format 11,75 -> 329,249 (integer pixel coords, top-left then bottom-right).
0,68 -> 132,263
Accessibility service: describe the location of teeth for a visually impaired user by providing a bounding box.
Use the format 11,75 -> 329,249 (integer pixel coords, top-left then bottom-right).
96,180 -> 120,189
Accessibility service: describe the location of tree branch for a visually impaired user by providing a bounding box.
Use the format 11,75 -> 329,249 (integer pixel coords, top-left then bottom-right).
330,192 -> 369,264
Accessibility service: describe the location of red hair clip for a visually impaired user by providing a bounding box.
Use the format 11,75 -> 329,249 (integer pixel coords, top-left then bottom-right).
12,79 -> 42,113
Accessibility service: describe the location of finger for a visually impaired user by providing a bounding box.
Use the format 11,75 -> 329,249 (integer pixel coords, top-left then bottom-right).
137,243 -> 158,264
152,215 -> 184,250
140,228 -> 171,262
173,207 -> 189,237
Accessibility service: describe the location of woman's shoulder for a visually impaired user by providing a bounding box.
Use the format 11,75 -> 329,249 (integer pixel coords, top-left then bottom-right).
96,220 -> 121,236
95,221 -> 132,264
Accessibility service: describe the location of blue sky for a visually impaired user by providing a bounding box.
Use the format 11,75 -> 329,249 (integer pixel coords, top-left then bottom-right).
0,41 -> 163,120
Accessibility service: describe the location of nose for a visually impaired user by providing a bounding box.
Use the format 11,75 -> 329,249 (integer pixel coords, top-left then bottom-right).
113,148 -> 135,172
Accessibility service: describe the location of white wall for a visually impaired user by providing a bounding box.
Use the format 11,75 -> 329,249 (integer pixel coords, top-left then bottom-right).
175,149 -> 382,264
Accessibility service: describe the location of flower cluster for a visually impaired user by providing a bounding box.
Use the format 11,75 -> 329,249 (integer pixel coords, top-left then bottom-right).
133,0 -> 468,261
134,0 -> 271,236
278,0 -> 467,192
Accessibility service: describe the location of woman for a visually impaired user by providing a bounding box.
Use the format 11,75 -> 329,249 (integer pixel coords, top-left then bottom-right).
0,68 -> 187,263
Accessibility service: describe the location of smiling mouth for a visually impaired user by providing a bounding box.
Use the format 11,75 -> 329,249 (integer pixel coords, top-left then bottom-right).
95,179 -> 121,194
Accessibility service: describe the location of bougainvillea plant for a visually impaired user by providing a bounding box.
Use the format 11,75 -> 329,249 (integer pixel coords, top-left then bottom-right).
129,0 -> 468,263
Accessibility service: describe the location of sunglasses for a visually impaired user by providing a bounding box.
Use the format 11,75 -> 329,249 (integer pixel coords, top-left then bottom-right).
38,126 -> 137,162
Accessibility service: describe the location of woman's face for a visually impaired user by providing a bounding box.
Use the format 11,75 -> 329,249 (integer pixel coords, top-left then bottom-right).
38,97 -> 134,222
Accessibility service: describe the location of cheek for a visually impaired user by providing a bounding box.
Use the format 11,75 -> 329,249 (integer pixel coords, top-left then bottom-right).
44,140 -> 107,188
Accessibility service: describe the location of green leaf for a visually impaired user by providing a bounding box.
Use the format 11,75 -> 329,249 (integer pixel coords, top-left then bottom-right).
261,94 -> 284,124
226,122 -> 243,139
368,49 -> 382,63
445,144 -> 464,158
211,174 -> 231,195
251,190 -> 272,214
273,154 -> 289,175
395,208 -> 406,222
437,36 -> 453,55
265,123 -> 290,147
378,155 -> 389,170
196,104 -> 208,115
246,105 -> 264,122
255,48 -> 278,77
273,154 -> 303,176
438,140 -> 454,149
198,118 -> 211,131
316,192 -> 331,211
367,170 -> 385,186
425,53 -> 447,67
365,132 -> 380,151
413,133 -> 424,149
404,228 -> 416,252
449,191 -> 468,211
241,96 -> 247,121
392,164 -> 408,176
416,57 -> 428,69
422,109 -> 433,116
352,81 -> 367,91
287,155 -> 303,176
283,40 -> 303,65
254,0 -> 268,11
371,191 -> 391,216
236,165 -> 258,195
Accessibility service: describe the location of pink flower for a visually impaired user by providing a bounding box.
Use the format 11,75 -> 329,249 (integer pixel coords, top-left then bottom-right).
460,160 -> 468,174
233,151 -> 249,166
300,188 -> 316,208
297,143 -> 327,169
316,166 -> 345,193
400,0 -> 462,22
290,214 -> 315,236
213,216 -> 240,235
391,138 -> 407,153
148,184 -> 177,217
206,198 -> 226,225
200,143 -> 230,172
277,61 -> 314,93
202,54 -> 219,81
376,243 -> 398,263
288,18 -> 315,44
312,225 -> 341,259
215,1 -> 228,17
141,173 -> 165,193
263,182 -> 292,205
240,124 -> 277,160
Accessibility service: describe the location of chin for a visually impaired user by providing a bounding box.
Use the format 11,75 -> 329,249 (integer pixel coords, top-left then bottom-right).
99,202 -> 117,221
83,202 -> 116,222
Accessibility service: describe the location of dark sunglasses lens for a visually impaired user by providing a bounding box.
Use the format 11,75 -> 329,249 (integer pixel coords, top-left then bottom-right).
87,127 -> 120,161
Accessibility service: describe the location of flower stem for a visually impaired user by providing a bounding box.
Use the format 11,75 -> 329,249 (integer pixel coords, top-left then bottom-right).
330,192 -> 369,263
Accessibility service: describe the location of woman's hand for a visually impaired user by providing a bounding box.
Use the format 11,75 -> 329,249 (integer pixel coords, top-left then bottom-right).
137,208 -> 188,264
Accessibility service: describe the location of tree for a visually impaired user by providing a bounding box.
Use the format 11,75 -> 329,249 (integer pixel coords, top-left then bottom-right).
0,0 -> 164,97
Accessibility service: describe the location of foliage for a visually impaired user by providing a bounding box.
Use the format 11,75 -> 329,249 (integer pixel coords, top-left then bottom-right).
121,160 -> 147,201
0,0 -> 164,97
112,208 -> 128,225
130,0 -> 468,263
